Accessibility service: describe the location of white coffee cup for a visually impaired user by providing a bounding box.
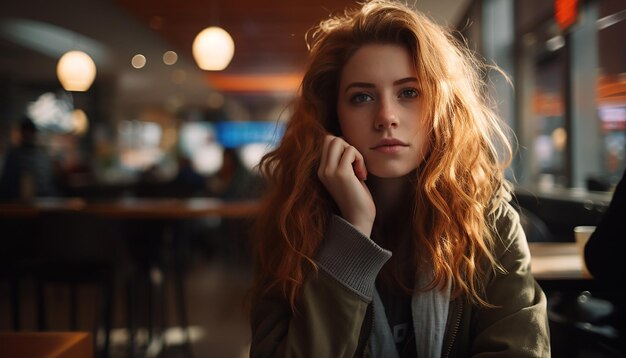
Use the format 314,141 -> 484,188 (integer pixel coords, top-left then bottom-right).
574,226 -> 596,277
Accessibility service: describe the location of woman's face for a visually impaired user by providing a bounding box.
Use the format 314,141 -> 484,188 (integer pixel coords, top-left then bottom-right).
337,43 -> 429,178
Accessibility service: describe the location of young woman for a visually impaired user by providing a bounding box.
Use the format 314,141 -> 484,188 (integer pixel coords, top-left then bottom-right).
249,1 -> 550,357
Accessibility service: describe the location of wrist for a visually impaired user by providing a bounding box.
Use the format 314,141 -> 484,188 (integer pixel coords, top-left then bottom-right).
348,218 -> 373,237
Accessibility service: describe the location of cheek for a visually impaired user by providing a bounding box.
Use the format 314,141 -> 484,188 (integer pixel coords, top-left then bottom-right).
339,122 -> 364,148
415,125 -> 431,158
407,119 -> 429,152
338,107 -> 363,141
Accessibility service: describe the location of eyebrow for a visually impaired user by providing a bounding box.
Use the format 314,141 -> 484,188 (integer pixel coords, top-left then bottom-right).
344,77 -> 418,93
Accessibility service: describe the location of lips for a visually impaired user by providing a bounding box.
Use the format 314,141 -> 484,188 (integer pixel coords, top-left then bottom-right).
370,138 -> 409,150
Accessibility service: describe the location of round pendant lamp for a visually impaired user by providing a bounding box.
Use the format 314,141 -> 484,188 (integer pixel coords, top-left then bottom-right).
192,26 -> 234,71
57,50 -> 97,91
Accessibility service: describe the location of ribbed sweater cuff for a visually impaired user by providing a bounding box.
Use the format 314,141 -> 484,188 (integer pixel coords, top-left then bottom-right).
316,215 -> 391,301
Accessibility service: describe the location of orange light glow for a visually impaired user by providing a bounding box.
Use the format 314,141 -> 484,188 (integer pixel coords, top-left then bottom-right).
598,76 -> 626,105
555,0 -> 578,30
205,73 -> 303,93
533,90 -> 564,117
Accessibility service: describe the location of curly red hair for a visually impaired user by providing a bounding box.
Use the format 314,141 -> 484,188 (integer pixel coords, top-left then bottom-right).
252,0 -> 512,311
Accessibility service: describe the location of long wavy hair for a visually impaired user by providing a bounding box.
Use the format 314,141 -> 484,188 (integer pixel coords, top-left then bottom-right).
252,0 -> 512,311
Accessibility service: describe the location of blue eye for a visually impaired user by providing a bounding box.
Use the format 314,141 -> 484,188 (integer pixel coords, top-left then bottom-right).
350,93 -> 373,104
399,88 -> 419,99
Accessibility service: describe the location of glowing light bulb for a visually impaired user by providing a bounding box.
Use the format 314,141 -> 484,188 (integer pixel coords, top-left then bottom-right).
57,50 -> 96,91
192,26 -> 234,71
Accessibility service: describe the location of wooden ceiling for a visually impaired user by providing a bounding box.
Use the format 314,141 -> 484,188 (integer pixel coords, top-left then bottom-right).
115,0 -> 360,78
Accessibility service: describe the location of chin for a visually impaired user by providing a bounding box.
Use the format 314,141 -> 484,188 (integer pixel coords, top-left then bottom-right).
367,165 -> 416,179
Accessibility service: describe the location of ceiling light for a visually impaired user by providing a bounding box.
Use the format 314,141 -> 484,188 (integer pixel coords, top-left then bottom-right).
132,54 -> 146,69
192,26 -> 234,71
163,51 -> 178,65
56,50 -> 96,92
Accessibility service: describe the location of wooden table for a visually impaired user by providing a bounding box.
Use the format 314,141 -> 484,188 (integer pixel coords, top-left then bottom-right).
530,242 -> 587,280
0,332 -> 92,358
0,198 -> 260,219
0,198 -> 86,217
529,242 -> 617,292
83,198 -> 259,219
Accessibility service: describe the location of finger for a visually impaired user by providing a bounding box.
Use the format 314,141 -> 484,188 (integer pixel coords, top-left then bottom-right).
338,146 -> 367,181
318,136 -> 334,178
352,149 -> 368,181
324,137 -> 347,175
335,136 -> 366,180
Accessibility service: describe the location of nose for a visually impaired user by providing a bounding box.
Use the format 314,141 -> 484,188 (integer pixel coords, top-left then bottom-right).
374,99 -> 399,130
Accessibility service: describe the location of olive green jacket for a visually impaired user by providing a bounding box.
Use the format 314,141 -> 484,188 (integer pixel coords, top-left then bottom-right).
250,202 -> 550,357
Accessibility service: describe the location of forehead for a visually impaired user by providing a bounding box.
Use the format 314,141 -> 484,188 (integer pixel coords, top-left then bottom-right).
340,44 -> 417,85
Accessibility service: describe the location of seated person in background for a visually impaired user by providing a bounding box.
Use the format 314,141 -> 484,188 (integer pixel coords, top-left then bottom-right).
170,156 -> 206,196
583,166 -> 626,353
585,166 -> 626,281
209,148 -> 262,200
0,116 -> 59,200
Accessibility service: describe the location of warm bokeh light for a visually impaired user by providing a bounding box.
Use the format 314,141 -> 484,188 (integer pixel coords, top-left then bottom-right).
118,120 -> 164,170
192,26 -> 234,71
552,127 -> 567,151
71,109 -> 89,136
56,50 -> 96,91
240,143 -> 273,172
131,54 -> 146,69
163,51 -> 178,65
205,73 -> 302,93
192,144 -> 223,175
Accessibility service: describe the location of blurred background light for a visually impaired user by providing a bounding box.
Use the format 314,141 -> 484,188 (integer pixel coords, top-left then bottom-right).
57,50 -> 97,91
163,50 -> 178,65
192,143 -> 223,175
131,54 -> 146,69
192,26 -> 234,71
215,121 -> 285,148
71,109 -> 89,136
27,92 -> 74,132
239,142 -> 274,172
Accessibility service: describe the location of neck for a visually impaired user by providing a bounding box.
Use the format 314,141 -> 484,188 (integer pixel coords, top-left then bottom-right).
367,173 -> 415,224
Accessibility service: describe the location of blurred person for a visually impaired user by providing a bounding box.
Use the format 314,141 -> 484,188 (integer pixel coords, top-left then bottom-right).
580,166 -> 626,354
172,156 -> 205,189
209,148 -> 262,200
0,115 -> 59,200
585,166 -> 626,281
249,1 -> 549,357
203,148 -> 262,262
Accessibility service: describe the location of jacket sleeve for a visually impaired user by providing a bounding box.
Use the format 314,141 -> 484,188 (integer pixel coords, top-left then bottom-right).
470,203 -> 551,358
250,215 -> 391,358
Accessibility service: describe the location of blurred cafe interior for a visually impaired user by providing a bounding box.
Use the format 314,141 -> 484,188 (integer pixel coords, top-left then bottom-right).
0,0 -> 625,357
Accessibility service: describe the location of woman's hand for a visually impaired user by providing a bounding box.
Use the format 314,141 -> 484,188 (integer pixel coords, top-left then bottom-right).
318,135 -> 375,236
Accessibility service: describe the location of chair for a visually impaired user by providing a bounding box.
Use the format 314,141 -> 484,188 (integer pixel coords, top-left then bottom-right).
519,209 -> 553,242
549,291 -> 625,357
121,219 -> 193,358
1,211 -> 119,358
